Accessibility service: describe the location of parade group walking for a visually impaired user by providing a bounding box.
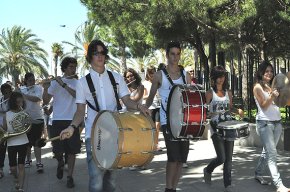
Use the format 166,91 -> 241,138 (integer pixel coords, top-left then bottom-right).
0,40 -> 289,192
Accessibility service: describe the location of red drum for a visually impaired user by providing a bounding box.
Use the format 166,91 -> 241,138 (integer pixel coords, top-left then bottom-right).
167,84 -> 207,140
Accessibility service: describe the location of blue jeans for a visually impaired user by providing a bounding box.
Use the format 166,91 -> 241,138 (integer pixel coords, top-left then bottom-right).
255,120 -> 283,187
205,133 -> 234,187
85,139 -> 116,192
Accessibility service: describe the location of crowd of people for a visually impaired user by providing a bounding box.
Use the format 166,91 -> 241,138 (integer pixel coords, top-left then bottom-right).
0,40 -> 289,192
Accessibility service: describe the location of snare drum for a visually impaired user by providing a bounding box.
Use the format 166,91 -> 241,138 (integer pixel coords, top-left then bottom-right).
216,120 -> 250,141
167,84 -> 207,140
91,111 -> 157,169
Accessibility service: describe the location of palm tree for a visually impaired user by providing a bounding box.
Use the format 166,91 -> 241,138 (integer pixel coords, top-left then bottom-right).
62,21 -> 100,75
0,26 -> 49,85
51,43 -> 63,77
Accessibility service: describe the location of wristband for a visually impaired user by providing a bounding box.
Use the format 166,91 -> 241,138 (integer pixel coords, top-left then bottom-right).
62,83 -> 67,88
70,124 -> 78,129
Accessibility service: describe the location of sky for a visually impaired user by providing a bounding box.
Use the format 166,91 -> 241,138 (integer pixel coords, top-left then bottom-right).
0,0 -> 88,75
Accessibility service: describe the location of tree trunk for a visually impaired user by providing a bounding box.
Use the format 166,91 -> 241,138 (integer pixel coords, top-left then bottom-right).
190,23 -> 210,89
54,55 -> 58,77
119,45 -> 127,73
241,48 -> 248,111
12,70 -> 20,87
209,35 -> 216,68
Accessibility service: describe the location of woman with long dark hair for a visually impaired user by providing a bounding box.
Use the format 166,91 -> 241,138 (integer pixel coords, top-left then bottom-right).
203,65 -> 243,192
253,61 -> 289,192
123,68 -> 144,107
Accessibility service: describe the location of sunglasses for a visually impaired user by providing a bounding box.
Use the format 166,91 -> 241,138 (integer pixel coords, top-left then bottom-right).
92,51 -> 106,56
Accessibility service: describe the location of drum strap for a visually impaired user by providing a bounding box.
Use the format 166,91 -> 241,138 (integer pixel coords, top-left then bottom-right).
85,71 -> 122,112
160,68 -> 186,113
86,74 -> 100,112
161,68 -> 186,86
107,71 -> 122,111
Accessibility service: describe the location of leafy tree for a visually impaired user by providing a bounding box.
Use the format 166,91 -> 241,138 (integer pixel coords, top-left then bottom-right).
0,26 -> 48,85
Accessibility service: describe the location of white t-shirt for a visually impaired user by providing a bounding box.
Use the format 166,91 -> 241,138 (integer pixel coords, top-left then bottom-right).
21,85 -> 44,120
76,69 -> 130,139
48,79 -> 77,120
254,89 -> 281,121
0,96 -> 9,126
6,111 -> 29,147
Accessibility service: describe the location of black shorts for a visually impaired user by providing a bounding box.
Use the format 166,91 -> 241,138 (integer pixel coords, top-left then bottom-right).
51,120 -> 81,154
27,119 -> 44,147
8,143 -> 28,166
151,108 -> 160,123
162,125 -> 189,163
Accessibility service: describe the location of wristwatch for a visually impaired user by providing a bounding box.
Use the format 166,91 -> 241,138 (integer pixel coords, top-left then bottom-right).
70,124 -> 78,129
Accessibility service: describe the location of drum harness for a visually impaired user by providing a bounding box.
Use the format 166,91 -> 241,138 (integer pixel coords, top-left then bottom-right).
85,71 -> 122,112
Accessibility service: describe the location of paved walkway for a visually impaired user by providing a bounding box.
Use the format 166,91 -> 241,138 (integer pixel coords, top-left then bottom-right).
0,134 -> 289,192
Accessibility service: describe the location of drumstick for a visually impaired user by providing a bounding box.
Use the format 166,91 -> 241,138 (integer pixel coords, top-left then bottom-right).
127,79 -> 136,86
35,132 -> 70,148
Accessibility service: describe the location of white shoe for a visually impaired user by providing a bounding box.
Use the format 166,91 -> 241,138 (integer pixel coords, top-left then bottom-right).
129,166 -> 137,171
182,163 -> 188,168
277,185 -> 290,192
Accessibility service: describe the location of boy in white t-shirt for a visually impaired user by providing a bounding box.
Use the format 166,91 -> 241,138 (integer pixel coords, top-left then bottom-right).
42,57 -> 80,188
21,73 -> 44,173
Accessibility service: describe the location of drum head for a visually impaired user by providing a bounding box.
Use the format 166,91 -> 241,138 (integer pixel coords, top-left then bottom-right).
167,85 -> 183,138
91,111 -> 118,169
217,120 -> 248,129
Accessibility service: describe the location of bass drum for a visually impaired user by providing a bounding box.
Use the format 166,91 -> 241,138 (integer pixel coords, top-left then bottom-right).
167,84 -> 207,140
91,111 -> 157,169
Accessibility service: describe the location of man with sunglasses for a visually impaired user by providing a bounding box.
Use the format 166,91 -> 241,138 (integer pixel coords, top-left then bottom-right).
59,40 -> 149,192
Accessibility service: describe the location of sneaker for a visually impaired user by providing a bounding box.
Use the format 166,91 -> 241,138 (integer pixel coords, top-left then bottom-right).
203,167 -> 211,185
225,185 -> 234,192
67,176 -> 75,188
255,175 -> 271,185
56,161 -> 64,180
276,185 -> 290,192
25,160 -> 32,168
182,163 -> 188,168
36,163 -> 44,173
